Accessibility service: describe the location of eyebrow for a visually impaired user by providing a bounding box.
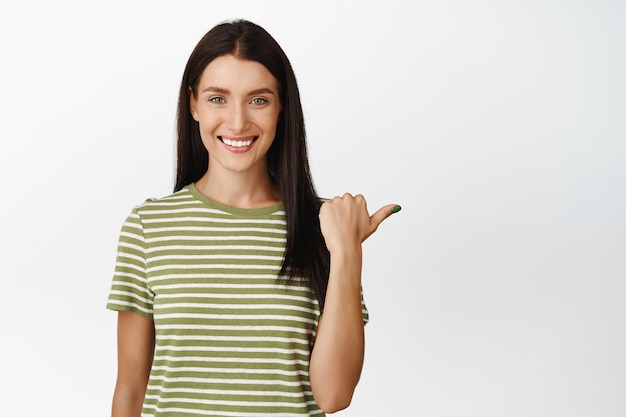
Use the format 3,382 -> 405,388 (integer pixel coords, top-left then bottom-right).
201,86 -> 275,95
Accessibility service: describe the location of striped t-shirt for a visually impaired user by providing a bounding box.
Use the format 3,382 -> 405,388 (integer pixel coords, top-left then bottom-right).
106,184 -> 368,417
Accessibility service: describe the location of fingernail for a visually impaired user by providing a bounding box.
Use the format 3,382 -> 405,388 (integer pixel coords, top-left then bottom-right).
391,205 -> 402,214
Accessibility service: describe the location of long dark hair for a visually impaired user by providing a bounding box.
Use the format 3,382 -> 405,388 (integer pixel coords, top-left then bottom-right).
174,19 -> 330,309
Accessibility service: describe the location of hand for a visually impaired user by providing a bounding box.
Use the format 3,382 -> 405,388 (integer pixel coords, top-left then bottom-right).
318,193 -> 400,254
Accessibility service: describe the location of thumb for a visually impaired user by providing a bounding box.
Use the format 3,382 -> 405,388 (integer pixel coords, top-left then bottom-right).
369,204 -> 402,231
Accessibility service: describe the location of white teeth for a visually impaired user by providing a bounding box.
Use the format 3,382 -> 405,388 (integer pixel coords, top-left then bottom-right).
222,137 -> 254,147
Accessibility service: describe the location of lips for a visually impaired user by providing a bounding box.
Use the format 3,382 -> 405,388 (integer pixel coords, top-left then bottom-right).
218,136 -> 257,148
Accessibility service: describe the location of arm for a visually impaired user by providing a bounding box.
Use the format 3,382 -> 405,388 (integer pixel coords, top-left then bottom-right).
111,311 -> 155,417
309,194 -> 399,413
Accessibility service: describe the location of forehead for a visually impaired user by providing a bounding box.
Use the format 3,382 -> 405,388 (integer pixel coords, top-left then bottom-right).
197,54 -> 278,92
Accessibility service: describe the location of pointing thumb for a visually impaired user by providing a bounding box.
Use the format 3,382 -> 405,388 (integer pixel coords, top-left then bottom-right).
370,204 -> 402,231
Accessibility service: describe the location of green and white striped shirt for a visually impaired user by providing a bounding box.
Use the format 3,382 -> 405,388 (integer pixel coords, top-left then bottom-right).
107,184 -> 368,416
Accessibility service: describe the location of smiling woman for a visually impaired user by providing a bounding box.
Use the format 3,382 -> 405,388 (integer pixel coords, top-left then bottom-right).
190,55 -> 282,186
105,19 -> 400,417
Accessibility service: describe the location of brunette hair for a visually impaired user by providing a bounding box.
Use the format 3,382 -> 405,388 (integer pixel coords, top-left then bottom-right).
174,19 -> 330,309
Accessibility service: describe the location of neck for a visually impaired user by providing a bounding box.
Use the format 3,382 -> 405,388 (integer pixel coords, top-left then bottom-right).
195,165 -> 281,209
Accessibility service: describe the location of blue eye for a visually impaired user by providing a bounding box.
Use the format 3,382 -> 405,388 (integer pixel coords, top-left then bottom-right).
209,97 -> 225,104
251,97 -> 267,105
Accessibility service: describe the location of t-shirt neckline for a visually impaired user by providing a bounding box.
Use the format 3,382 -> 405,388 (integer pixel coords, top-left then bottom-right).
187,183 -> 284,216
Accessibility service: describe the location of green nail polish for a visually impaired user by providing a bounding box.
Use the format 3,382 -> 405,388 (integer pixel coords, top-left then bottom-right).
391,205 -> 402,214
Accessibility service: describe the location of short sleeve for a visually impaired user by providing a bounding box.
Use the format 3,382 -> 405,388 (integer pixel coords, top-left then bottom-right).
106,207 -> 154,319
361,286 -> 369,325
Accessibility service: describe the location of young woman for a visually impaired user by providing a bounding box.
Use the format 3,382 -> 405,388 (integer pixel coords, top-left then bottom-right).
107,19 -> 401,417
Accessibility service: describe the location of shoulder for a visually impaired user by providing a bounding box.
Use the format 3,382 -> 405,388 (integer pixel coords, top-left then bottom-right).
132,186 -> 196,215
120,187 -> 201,235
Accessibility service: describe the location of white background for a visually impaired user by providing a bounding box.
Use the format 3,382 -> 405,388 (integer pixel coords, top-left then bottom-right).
0,0 -> 624,416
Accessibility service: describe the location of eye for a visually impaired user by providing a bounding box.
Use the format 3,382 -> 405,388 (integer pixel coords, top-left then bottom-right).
251,97 -> 267,105
209,96 -> 225,104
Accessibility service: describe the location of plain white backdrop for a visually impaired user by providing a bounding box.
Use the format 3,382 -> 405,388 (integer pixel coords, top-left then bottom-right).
0,0 -> 624,416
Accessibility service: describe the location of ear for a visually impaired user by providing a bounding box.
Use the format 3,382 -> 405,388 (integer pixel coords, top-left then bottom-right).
188,86 -> 199,121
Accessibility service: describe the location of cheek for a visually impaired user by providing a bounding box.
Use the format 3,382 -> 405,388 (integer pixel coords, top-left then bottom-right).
197,114 -> 220,134
196,120 -> 219,149
263,112 -> 280,135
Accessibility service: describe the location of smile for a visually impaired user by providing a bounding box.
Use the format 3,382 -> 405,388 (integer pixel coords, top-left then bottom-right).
219,136 -> 257,148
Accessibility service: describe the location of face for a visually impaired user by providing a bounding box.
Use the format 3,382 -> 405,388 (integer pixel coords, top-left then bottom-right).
190,54 -> 281,177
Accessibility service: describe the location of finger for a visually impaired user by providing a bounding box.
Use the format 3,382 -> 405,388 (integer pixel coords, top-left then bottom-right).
370,204 -> 402,230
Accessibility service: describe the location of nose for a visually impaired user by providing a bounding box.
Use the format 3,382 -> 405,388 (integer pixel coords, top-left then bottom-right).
226,102 -> 249,133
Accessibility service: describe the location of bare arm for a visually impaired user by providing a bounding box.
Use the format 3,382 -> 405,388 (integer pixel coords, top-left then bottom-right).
111,311 -> 155,417
309,194 -> 398,413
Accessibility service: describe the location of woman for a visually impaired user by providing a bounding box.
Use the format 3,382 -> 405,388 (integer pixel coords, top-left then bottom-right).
107,19 -> 401,417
